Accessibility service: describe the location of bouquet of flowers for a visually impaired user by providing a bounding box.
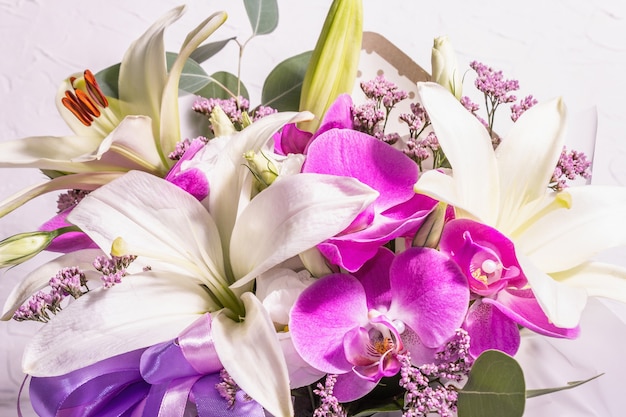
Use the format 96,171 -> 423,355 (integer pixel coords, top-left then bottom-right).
2,1 -> 626,416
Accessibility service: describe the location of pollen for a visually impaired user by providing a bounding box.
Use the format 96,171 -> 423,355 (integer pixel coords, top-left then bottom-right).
471,268 -> 489,284
61,69 -> 109,126
373,337 -> 395,355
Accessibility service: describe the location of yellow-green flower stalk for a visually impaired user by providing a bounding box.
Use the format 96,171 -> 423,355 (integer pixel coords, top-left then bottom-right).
298,0 -> 363,132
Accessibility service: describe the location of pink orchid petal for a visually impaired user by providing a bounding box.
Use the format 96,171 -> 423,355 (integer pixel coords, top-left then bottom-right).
165,138 -> 209,200
464,300 -> 521,357
353,247 -> 394,310
333,371 -> 379,403
486,288 -> 580,339
400,326 -> 438,366
167,168 -> 209,201
39,210 -> 97,253
318,199 -> 434,273
273,123 -> 312,155
388,247 -> 469,348
310,93 -> 354,140
289,274 -> 368,374
303,129 -> 418,213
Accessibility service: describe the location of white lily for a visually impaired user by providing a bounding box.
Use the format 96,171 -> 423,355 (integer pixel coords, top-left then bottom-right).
4,113 -> 378,416
0,6 -> 227,217
415,82 -> 626,328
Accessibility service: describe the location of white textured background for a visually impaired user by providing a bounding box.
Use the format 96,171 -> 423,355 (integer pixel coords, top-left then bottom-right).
1,0 -> 626,416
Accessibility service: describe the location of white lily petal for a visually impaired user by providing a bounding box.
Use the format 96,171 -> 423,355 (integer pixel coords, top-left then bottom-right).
417,82 -> 499,224
0,135 -> 103,169
0,172 -> 123,217
97,116 -> 166,175
201,111 -> 314,259
518,254 -> 587,328
119,6 -> 185,146
517,186 -> 626,273
495,98 -> 567,230
23,272 -> 210,376
212,292 -> 293,417
414,169 -> 481,221
1,249 -> 104,320
68,171 -> 227,287
552,261 -> 626,303
230,173 -> 378,288
160,11 -> 228,155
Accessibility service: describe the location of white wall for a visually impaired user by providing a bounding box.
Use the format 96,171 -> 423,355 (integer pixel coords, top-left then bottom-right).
1,0 -> 626,415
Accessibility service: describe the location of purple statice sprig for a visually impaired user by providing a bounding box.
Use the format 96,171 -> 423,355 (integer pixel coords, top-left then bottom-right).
56,189 -> 90,213
168,136 -> 209,161
93,254 -> 138,288
467,61 -> 520,140
313,374 -> 348,417
398,329 -> 472,417
550,146 -> 592,191
13,266 -> 89,322
353,75 -> 409,144
193,96 -> 277,134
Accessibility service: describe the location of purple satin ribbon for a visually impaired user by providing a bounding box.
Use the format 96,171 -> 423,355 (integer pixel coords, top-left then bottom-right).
29,314 -> 265,417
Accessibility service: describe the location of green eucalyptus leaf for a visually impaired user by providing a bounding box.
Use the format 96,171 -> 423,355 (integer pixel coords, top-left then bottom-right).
190,37 -> 236,64
457,350 -> 526,417
526,373 -> 604,398
195,71 -> 249,101
164,52 -> 210,94
244,0 -> 279,36
94,52 -> 209,99
261,51 -> 312,111
95,63 -> 121,98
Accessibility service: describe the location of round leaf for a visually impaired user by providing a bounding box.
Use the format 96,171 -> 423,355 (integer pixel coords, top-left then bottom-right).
261,51 -> 312,111
195,71 -> 249,101
244,0 -> 279,36
457,350 -> 526,417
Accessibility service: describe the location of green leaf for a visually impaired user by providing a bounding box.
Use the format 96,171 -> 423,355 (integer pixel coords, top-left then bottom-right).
164,52 -> 210,94
190,37 -> 236,64
95,63 -> 120,98
244,0 -> 279,36
526,373 -> 604,398
261,51 -> 312,111
195,71 -> 249,101
94,52 -> 210,99
457,350 -> 526,417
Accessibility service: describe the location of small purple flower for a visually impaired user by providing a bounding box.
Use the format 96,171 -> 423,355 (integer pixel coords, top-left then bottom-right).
290,247 -> 469,402
439,218 -> 579,357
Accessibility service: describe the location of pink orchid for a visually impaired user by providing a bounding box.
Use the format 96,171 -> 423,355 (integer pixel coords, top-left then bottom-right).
439,218 -> 579,357
289,247 -> 469,401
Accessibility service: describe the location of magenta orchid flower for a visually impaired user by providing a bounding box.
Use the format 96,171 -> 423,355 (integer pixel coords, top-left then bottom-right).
440,218 -> 579,357
302,128 -> 436,272
289,247 -> 469,401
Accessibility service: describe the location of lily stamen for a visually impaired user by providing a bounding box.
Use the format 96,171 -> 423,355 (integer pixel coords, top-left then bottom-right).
61,70 -> 110,127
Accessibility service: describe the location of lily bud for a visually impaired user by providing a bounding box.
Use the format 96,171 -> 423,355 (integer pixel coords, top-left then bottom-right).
298,0 -> 363,132
0,231 -> 60,268
244,150 -> 279,192
431,36 -> 463,99
209,105 -> 237,137
412,202 -> 448,249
